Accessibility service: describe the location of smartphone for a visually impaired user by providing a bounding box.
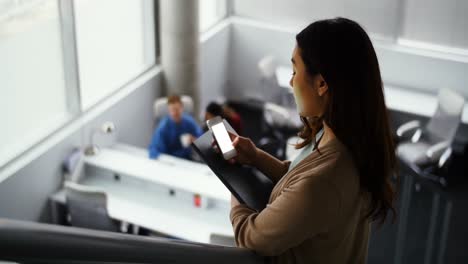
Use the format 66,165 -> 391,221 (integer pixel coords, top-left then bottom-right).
206,116 -> 238,160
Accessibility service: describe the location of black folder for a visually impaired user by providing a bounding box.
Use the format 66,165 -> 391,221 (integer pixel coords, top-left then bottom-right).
191,120 -> 274,212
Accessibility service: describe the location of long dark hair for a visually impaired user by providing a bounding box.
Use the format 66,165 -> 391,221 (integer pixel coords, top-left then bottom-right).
296,17 -> 397,225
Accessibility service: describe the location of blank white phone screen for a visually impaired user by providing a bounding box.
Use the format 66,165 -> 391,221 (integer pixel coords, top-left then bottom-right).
212,123 -> 234,154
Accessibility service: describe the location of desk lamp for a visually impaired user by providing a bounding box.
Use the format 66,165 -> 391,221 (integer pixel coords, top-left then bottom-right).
84,121 -> 115,156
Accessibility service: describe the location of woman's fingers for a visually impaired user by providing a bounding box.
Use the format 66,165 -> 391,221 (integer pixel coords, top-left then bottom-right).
228,131 -> 237,141
232,135 -> 240,148
212,132 -> 254,165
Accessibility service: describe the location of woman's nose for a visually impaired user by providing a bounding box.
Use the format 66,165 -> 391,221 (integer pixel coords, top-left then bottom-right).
289,76 -> 293,88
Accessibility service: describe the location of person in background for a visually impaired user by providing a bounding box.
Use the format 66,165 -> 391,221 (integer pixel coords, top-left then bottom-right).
223,103 -> 243,135
148,95 -> 203,160
203,102 -> 224,131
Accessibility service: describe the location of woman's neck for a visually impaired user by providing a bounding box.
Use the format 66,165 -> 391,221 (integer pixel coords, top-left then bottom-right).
318,122 -> 336,148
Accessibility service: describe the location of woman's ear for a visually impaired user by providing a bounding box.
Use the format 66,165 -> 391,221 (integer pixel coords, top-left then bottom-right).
316,74 -> 328,96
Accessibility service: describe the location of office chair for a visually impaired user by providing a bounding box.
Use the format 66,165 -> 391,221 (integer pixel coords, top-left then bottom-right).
258,55 -> 281,104
153,95 -> 194,126
258,103 -> 300,160
396,88 -> 465,185
64,181 -> 120,232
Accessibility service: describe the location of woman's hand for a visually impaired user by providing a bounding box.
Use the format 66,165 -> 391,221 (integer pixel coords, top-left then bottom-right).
230,132 -> 260,166
231,194 -> 240,208
213,132 -> 259,166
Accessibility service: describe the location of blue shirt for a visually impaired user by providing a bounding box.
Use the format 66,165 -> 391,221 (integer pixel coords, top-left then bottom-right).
148,113 -> 203,160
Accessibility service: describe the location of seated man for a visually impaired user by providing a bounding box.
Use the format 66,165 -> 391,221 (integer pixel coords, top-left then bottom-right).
148,95 -> 203,160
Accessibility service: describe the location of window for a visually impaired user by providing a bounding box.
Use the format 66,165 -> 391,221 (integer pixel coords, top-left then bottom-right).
0,0 -> 157,168
199,0 -> 228,32
74,0 -> 155,109
0,0 -> 69,167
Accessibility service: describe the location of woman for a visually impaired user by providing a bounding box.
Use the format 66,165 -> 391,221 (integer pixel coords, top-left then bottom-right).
224,18 -> 397,263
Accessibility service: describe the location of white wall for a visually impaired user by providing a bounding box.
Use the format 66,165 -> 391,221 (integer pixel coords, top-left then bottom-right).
226,17 -> 468,100
230,0 -> 468,100
198,20 -> 231,118
233,0 -> 401,39
227,19 -> 295,101
402,0 -> 468,49
376,43 -> 468,96
233,0 -> 468,50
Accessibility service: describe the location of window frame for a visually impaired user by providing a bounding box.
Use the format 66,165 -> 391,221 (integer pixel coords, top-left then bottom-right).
0,0 -> 158,172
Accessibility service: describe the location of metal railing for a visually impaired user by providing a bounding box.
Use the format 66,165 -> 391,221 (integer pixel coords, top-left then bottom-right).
0,218 -> 265,264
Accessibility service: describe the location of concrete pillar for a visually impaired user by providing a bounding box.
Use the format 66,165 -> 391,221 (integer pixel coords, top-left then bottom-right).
160,0 -> 200,118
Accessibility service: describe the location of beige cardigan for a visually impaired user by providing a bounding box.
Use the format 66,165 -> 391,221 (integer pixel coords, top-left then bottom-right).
230,137 -> 371,264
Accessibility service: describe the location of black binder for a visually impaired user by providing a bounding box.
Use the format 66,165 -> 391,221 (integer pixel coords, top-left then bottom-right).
191,120 -> 274,212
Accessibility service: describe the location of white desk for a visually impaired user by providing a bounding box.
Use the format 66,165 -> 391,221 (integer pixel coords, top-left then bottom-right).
84,146 -> 231,202
51,177 -> 233,243
112,143 -> 212,173
50,144 -> 234,244
276,66 -> 468,124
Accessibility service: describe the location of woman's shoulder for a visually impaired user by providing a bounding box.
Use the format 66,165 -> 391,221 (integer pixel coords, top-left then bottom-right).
294,137 -> 358,186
